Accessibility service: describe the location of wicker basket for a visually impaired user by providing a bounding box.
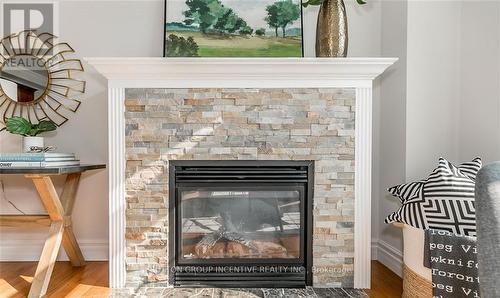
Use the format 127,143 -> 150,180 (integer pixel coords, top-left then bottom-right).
402,264 -> 432,298
392,223 -> 433,297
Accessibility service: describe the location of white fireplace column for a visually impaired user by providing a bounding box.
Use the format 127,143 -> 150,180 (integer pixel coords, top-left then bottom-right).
86,57 -> 397,289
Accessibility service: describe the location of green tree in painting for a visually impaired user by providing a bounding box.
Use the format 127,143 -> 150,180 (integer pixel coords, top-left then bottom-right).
232,18 -> 246,34
166,34 -> 199,56
213,8 -> 233,33
184,0 -> 219,33
255,28 -> 266,36
277,0 -> 300,37
214,8 -> 246,34
265,0 -> 300,37
265,4 -> 280,37
184,0 -> 251,36
239,26 -> 253,36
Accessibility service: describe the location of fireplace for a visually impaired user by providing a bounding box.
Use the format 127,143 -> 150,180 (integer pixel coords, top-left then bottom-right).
168,160 -> 314,287
88,56 -> 397,289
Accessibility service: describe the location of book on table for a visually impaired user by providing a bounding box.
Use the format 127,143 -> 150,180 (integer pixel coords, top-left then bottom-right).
0,153 -> 76,161
0,153 -> 80,168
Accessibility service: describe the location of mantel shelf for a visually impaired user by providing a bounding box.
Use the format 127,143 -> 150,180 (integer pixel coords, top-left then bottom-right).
85,57 -> 397,89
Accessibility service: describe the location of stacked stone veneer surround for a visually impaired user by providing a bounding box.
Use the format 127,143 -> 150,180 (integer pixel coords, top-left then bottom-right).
124,88 -> 356,288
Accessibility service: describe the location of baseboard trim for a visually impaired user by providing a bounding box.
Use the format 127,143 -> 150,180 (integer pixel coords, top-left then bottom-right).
371,240 -> 379,260
0,239 -> 108,261
371,239 -> 403,277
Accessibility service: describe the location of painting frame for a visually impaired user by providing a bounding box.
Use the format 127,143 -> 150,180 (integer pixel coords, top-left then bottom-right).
163,0 -> 304,58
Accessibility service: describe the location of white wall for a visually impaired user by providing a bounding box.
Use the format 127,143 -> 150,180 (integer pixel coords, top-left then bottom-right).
406,0 -> 500,201
0,0 -> 384,261
374,0 -> 407,276
375,0 -> 500,277
458,2 -> 500,164
406,1 -> 462,181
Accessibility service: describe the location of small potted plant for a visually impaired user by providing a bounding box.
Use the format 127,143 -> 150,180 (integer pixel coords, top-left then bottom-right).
1,117 -> 57,152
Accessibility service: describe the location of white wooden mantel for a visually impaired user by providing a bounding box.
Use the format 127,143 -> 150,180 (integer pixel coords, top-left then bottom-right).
85,57 -> 397,289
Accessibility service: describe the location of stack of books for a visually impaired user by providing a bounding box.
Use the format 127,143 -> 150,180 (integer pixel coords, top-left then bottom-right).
0,153 -> 80,168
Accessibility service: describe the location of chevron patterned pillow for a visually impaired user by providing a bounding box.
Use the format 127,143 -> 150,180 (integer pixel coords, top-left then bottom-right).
385,157 -> 482,236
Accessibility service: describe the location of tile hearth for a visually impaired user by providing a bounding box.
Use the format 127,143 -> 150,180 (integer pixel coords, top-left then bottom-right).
111,287 -> 368,298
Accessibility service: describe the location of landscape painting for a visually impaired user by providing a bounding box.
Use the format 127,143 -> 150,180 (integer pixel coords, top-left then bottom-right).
164,0 -> 303,57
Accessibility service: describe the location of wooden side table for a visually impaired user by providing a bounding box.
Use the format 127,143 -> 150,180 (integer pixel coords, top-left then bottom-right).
0,165 -> 106,298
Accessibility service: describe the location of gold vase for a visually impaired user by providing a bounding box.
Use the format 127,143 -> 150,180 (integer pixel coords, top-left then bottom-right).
316,0 -> 348,57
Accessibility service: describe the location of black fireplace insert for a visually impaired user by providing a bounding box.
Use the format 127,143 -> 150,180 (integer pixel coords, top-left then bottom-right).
168,160 -> 314,287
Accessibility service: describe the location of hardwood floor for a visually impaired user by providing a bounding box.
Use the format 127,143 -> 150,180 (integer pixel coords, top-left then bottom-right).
0,261 -> 110,297
365,261 -> 403,298
0,260 -> 401,297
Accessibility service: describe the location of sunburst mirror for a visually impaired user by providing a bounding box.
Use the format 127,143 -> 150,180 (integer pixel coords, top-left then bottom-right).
0,30 -> 85,126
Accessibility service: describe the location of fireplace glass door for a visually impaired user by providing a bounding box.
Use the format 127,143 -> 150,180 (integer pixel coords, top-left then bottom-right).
169,161 -> 313,287
178,186 -> 304,262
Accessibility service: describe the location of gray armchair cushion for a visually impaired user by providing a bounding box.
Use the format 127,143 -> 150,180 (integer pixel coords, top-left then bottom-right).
475,162 -> 500,297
